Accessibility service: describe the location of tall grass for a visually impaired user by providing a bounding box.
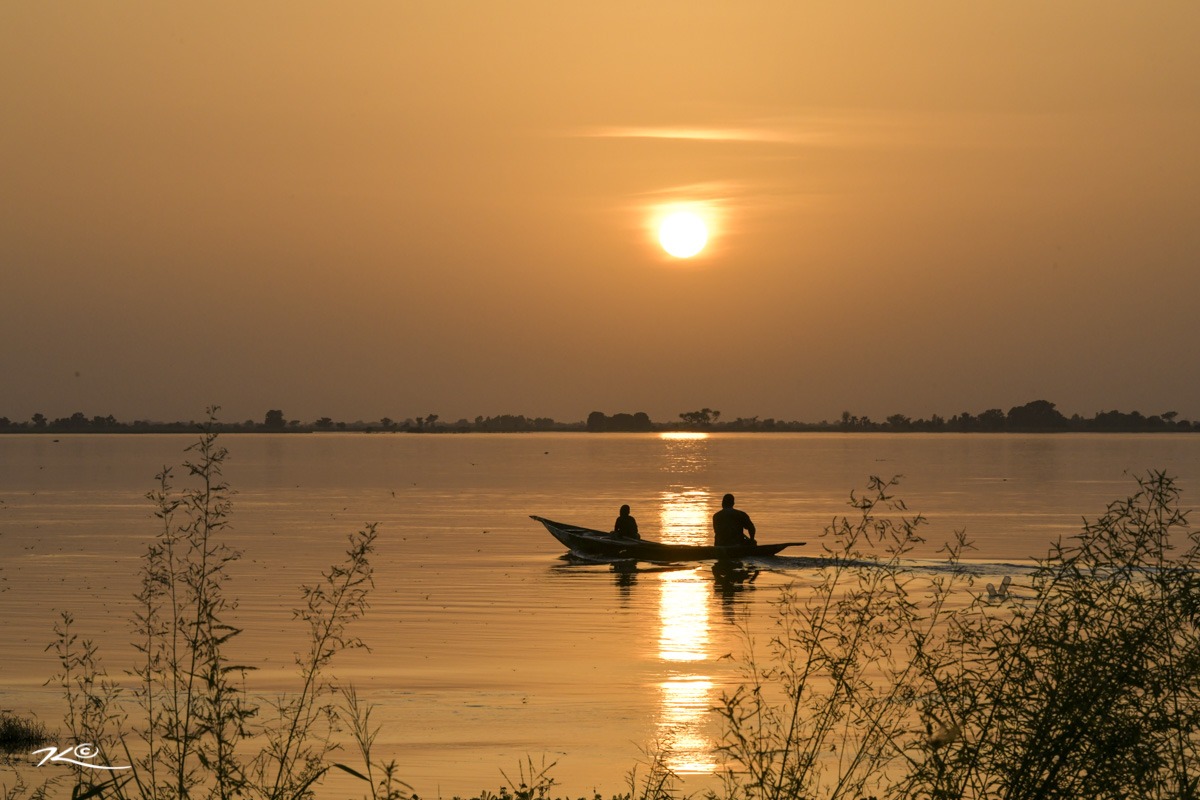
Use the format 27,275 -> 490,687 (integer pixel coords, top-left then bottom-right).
898,470 -> 1200,800
709,476 -> 970,800
711,472 -> 1199,800
0,713 -> 52,753
43,411 -> 401,800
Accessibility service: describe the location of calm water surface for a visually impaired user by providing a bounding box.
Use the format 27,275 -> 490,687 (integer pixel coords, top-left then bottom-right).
1,433 -> 1197,796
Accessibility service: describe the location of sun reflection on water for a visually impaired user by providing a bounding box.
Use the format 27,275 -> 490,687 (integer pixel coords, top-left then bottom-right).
652,436 -> 720,776
658,431 -> 711,475
658,431 -> 709,441
658,570 -> 709,662
658,489 -> 711,545
656,568 -> 717,774
656,676 -> 718,774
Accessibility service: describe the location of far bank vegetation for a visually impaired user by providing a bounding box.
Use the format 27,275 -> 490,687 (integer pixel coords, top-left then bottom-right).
2,400 -> 1195,434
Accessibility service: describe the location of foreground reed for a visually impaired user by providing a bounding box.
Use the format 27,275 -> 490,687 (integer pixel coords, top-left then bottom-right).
899,470 -> 1200,800
707,475 -> 965,800
0,714 -> 51,755
39,412 -> 403,800
708,471 -> 1198,800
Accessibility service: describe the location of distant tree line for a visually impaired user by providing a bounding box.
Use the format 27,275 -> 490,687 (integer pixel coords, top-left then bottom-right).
836,399 -> 1195,433
0,409 -> 576,434
0,399 -> 1194,434
586,411 -> 654,432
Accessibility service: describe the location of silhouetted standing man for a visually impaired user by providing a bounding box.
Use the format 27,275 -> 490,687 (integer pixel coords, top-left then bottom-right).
613,504 -> 640,539
713,493 -> 756,546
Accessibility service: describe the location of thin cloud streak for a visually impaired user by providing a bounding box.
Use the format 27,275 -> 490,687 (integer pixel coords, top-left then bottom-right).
634,180 -> 751,198
573,110 -> 1070,152
581,125 -> 828,145
574,111 -> 915,147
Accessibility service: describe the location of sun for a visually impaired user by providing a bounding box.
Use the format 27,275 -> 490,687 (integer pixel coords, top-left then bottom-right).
659,211 -> 708,258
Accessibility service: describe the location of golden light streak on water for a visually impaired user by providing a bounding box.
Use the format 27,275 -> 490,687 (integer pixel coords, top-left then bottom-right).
658,431 -> 710,441
656,569 -> 718,775
658,488 -> 711,545
656,676 -> 718,774
651,445 -> 721,774
657,569 -> 709,662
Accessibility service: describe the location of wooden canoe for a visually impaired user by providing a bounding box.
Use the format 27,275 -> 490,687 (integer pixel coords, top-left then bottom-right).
531,515 -> 803,561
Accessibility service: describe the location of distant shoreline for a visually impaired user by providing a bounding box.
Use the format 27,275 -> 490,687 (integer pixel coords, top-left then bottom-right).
1,400 -> 1195,436
3,428 -> 1196,435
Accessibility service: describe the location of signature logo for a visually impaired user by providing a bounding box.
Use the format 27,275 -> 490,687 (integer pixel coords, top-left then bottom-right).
31,744 -> 131,771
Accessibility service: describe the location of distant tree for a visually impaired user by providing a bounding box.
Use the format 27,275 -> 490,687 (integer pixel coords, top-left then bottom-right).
610,413 -> 637,431
264,409 -> 286,430
1093,409 -> 1148,432
32,413 -> 46,429
315,417 -> 334,430
380,417 -> 394,430
839,411 -> 876,431
586,411 -> 652,432
886,414 -> 912,431
1007,400 -> 1069,431
336,421 -> 347,431
978,408 -> 1006,431
679,408 -> 717,428
425,413 -> 439,429
950,411 -> 976,431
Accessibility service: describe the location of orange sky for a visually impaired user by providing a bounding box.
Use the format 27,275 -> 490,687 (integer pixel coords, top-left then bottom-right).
3,3 -> 1198,424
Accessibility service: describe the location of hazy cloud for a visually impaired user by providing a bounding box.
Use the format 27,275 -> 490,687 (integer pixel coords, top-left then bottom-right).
574,111 -> 1075,152
580,124 -> 828,145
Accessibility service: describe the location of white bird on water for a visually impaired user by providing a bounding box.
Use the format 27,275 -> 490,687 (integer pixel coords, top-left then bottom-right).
924,711 -> 962,751
986,575 -> 1012,600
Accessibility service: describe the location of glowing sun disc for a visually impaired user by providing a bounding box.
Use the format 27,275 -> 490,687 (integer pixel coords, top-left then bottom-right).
659,212 -> 708,258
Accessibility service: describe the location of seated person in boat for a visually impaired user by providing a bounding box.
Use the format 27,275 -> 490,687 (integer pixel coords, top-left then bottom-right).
713,493 -> 756,546
612,504 -> 640,539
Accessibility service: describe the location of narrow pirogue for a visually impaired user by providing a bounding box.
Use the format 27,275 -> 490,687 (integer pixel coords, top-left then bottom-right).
531,515 -> 804,562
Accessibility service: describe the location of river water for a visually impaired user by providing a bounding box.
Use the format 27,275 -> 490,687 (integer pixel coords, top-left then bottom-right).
1,432 -> 1197,796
